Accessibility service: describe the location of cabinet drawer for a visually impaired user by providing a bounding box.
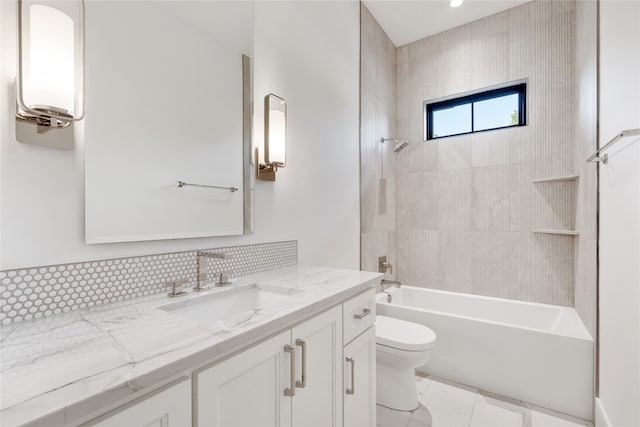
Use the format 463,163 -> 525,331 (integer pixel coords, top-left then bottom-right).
343,289 -> 375,344
82,378 -> 191,427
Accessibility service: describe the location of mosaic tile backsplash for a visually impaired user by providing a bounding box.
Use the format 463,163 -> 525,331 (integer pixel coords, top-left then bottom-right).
0,241 -> 297,326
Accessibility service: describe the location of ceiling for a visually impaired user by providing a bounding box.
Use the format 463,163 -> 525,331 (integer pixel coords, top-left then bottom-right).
362,0 -> 530,47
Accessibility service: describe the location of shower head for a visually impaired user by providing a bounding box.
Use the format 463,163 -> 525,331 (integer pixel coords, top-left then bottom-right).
380,137 -> 410,153
393,140 -> 409,153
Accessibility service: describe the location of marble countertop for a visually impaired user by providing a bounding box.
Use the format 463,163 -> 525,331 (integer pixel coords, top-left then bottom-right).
0,265 -> 381,427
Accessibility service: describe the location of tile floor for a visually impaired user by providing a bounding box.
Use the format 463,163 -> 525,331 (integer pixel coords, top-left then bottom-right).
377,375 -> 594,427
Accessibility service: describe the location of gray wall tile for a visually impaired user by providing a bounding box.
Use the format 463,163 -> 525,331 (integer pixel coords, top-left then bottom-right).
439,169 -> 472,232
572,0 -> 598,337
389,0 -> 579,306
360,4 -> 397,279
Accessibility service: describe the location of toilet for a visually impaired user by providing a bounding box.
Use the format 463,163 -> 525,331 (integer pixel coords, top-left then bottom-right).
376,315 -> 437,411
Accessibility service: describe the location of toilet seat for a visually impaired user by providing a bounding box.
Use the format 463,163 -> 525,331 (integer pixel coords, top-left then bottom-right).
376,315 -> 437,351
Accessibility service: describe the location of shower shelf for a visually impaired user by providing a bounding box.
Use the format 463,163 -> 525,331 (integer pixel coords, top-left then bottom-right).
532,175 -> 579,183
533,229 -> 580,236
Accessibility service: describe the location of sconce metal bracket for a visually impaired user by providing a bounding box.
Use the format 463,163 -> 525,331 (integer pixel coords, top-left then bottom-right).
16,106 -> 72,134
255,148 -> 277,181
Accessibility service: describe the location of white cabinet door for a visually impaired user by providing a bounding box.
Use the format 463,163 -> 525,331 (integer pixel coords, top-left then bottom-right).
83,378 -> 191,427
196,330 -> 292,427
291,306 -> 343,427
343,327 -> 376,427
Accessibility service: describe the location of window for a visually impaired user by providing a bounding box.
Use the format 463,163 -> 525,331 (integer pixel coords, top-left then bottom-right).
425,83 -> 526,140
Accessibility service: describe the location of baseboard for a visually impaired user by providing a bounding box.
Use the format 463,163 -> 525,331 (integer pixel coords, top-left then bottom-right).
595,398 -> 612,427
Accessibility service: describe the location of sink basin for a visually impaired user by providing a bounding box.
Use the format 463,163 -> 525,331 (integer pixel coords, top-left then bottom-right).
158,283 -> 301,325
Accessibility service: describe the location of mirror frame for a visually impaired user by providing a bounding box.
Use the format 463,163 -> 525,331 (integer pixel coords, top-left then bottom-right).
243,55 -> 254,233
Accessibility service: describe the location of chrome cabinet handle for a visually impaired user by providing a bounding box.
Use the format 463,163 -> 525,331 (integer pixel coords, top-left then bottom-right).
295,339 -> 306,388
346,356 -> 355,395
284,345 -> 296,397
353,308 -> 371,320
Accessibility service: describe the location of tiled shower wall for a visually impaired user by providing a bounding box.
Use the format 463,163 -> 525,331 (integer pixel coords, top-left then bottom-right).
360,4 -> 397,280
395,1 -> 577,305
572,0 -> 598,336
0,241 -> 297,325
361,1 -> 582,306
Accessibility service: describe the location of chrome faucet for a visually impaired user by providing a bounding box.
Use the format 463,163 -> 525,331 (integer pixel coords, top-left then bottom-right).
378,256 -> 392,274
166,279 -> 189,298
378,255 -> 400,291
196,251 -> 234,291
214,271 -> 232,287
381,279 -> 401,291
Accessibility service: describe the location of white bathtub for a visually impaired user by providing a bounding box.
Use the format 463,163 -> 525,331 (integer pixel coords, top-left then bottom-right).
376,286 -> 593,419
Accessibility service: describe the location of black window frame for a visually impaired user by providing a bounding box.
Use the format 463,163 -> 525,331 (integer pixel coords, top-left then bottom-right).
425,83 -> 527,141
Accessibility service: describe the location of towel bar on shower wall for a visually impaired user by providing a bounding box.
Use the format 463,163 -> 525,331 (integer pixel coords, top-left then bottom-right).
587,128 -> 640,164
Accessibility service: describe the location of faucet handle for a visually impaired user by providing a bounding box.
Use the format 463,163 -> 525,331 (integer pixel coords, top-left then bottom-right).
215,271 -> 232,287
378,256 -> 392,274
167,279 -> 188,298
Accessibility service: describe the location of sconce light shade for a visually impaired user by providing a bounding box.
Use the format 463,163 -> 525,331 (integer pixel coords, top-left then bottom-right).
266,109 -> 286,167
258,94 -> 287,181
16,0 -> 85,131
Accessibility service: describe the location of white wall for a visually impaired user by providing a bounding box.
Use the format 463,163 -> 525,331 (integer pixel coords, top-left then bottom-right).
597,1 -> 640,426
0,1 -> 360,270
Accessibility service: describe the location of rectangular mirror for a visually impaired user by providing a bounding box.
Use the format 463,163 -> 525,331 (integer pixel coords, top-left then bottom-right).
84,1 -> 253,244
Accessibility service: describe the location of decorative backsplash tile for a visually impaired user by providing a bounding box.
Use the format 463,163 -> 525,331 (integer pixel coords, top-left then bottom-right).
0,241 -> 297,326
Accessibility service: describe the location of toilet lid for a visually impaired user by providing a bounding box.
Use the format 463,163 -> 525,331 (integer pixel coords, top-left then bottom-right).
376,315 -> 437,351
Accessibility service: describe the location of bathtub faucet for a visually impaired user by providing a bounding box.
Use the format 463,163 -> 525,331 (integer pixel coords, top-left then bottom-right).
381,279 -> 401,291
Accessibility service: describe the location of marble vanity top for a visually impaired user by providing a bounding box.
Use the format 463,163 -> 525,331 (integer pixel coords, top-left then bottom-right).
0,265 -> 381,427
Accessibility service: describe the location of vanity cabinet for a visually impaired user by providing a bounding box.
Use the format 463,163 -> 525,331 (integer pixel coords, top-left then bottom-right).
195,306 -> 343,427
195,330 -> 292,427
343,327 -> 376,427
80,289 -> 376,427
291,306 -> 343,427
342,289 -> 377,427
82,378 -> 191,427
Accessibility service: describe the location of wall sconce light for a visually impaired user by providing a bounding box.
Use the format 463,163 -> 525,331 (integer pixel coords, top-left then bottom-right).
257,94 -> 286,181
16,0 -> 85,134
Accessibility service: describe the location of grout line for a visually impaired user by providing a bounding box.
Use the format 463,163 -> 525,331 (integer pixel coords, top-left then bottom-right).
403,412 -> 412,427
415,374 -> 434,406
467,391 -> 480,427
417,375 -> 591,427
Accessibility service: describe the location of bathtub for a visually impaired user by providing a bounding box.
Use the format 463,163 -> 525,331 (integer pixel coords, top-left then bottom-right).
376,286 -> 593,419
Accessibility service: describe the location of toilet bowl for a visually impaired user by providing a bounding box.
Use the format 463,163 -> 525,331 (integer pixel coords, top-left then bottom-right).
376,315 -> 437,411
